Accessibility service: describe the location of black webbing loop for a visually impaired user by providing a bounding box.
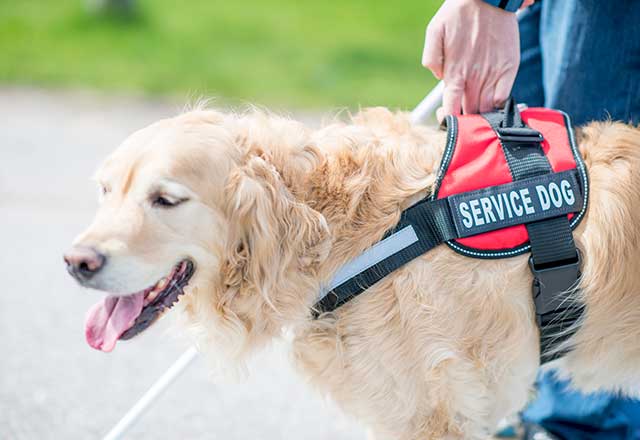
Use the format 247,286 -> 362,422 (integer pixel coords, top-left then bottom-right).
501,96 -> 523,128
313,197 -> 458,316
483,98 -> 583,363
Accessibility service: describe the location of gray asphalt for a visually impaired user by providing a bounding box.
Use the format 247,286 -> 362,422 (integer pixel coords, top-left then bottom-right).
0,88 -> 366,440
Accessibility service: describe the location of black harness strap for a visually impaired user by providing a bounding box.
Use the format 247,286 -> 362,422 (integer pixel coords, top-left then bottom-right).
314,197 -> 458,315
483,99 -> 583,363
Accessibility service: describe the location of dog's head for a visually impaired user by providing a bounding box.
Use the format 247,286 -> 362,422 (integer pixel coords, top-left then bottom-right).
65,109 -> 328,353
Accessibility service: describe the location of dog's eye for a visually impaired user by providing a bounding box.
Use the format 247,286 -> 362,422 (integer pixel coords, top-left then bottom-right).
152,195 -> 186,208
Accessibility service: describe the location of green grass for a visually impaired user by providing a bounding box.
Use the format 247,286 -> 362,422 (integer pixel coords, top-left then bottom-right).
0,0 -> 440,109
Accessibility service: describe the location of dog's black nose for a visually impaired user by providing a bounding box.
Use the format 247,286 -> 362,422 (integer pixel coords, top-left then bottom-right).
63,246 -> 106,283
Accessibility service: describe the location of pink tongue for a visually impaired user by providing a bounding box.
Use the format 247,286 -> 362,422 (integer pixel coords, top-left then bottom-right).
85,292 -> 145,352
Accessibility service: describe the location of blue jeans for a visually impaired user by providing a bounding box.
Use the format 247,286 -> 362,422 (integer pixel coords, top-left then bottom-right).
512,0 -> 640,126
512,2 -> 640,439
522,371 -> 640,440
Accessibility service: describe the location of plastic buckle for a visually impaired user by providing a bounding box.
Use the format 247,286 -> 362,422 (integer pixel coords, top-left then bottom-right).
497,127 -> 544,143
529,250 -> 582,321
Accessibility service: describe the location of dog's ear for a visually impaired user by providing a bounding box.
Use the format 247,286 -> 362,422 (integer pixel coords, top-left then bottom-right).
223,155 -> 329,303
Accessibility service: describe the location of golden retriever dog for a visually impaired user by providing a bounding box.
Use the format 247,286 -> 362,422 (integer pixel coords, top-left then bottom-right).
64,106 -> 640,439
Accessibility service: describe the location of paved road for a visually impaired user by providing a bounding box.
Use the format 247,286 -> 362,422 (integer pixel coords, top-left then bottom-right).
0,88 -> 366,440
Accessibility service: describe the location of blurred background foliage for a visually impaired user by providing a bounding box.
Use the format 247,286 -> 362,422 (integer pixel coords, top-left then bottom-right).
0,0 -> 440,109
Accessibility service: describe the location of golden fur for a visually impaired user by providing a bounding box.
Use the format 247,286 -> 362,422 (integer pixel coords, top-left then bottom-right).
72,107 -> 640,439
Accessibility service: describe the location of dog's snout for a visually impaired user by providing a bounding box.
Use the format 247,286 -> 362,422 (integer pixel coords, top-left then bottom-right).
63,246 -> 106,283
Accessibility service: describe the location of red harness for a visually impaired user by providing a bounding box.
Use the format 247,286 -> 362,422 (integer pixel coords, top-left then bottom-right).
434,107 -> 588,258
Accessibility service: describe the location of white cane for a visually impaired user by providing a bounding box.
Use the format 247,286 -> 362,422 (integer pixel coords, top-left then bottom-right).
410,81 -> 444,124
103,347 -> 199,440
101,82 -> 444,440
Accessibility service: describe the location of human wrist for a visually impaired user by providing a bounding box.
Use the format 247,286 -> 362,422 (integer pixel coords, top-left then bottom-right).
480,0 -> 524,13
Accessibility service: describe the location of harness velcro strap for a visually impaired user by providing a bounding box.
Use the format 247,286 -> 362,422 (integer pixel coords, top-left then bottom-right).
447,169 -> 582,238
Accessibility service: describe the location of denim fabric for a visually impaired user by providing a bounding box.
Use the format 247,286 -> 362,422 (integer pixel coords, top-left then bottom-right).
513,2 -> 640,437
512,0 -> 640,125
522,371 -> 640,440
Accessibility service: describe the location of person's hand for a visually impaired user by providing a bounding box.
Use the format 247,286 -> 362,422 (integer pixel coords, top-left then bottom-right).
422,0 -> 521,121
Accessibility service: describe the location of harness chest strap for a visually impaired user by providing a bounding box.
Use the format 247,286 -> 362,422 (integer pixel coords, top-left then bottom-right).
314,99 -> 589,364
482,101 -> 586,362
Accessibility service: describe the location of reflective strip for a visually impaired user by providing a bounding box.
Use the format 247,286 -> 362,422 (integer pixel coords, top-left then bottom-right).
319,225 -> 419,299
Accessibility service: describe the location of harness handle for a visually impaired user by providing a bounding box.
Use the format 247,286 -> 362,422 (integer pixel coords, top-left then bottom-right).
500,96 -> 523,128
495,97 -> 544,143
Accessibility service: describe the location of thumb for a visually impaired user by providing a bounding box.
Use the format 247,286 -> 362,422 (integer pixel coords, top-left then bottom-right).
493,72 -> 517,109
422,23 -> 444,79
442,78 -> 464,119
